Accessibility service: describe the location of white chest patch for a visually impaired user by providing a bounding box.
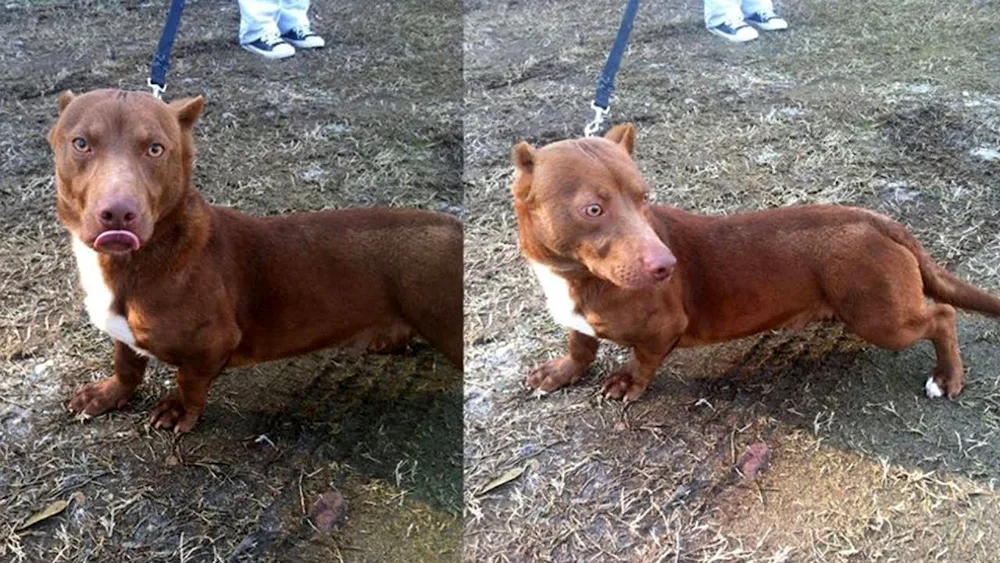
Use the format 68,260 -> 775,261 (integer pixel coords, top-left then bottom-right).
71,238 -> 152,357
529,261 -> 596,337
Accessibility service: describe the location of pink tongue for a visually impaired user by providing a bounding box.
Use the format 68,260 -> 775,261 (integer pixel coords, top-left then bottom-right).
94,230 -> 141,252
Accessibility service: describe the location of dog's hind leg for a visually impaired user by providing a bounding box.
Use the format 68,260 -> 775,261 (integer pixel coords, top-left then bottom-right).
422,324 -> 463,371
850,302 -> 963,398
831,239 -> 965,398
401,298 -> 463,370
526,330 -> 599,393
922,304 -> 963,398
836,262 -> 963,398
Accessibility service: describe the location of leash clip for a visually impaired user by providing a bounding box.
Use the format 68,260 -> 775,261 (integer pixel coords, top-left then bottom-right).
147,78 -> 166,100
584,102 -> 609,137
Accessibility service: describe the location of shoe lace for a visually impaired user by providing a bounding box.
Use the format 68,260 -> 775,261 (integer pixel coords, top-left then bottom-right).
755,10 -> 777,21
261,32 -> 283,46
724,17 -> 748,29
291,26 -> 312,38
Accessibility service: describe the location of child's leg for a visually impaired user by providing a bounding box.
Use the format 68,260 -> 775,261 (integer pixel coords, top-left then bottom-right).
239,0 -> 281,44
740,0 -> 775,17
278,0 -> 311,33
704,0 -> 744,28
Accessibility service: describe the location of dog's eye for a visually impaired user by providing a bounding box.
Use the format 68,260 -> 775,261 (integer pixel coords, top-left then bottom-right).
148,143 -> 164,157
584,204 -> 604,217
72,137 -> 89,152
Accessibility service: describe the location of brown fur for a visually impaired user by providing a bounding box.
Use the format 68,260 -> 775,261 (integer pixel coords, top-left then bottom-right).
50,89 -> 462,433
512,124 -> 1000,402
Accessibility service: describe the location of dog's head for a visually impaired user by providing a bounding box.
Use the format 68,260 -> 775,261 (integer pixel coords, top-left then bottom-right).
511,124 -> 676,289
48,89 -> 204,254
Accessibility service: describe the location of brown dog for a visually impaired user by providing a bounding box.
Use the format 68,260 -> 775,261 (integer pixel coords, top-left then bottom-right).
50,89 -> 462,433
512,123 -> 1000,402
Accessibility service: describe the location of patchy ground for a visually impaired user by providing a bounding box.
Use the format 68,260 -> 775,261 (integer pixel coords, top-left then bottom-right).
464,0 -> 1000,561
0,0 -> 461,561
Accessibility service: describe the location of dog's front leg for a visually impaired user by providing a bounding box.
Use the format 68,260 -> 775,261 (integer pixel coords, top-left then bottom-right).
525,330 -> 599,394
70,340 -> 148,416
150,353 -> 231,434
602,340 -> 678,402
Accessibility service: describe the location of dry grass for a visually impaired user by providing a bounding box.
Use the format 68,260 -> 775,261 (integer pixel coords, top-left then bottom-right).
0,0 -> 462,561
464,0 -> 1000,560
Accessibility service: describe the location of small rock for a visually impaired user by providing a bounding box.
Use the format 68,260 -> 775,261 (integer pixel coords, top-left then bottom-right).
33,360 -> 53,378
309,491 -> 347,533
737,442 -> 770,480
970,147 -> 1000,162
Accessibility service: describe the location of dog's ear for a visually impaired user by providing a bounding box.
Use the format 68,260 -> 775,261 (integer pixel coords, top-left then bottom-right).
511,141 -> 536,201
50,91 -> 75,149
57,91 -> 76,114
604,123 -> 636,156
171,96 -> 205,130
512,141 -> 536,175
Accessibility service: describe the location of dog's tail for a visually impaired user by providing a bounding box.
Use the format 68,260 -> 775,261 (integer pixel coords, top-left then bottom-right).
867,212 -> 1000,317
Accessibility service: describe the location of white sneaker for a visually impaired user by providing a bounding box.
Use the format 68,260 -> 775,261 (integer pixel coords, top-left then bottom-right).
242,33 -> 296,60
281,26 -> 326,49
745,11 -> 789,31
708,20 -> 759,42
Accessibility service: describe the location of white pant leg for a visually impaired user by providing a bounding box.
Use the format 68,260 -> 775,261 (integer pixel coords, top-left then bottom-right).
277,0 -> 311,33
704,0 -> 745,28
741,0 -> 775,17
239,0 -> 281,44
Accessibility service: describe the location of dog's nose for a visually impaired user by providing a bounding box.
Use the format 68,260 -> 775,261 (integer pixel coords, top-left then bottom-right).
97,199 -> 140,230
644,251 -> 677,282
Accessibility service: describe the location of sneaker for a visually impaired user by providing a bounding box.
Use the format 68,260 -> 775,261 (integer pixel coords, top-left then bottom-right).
745,11 -> 788,31
242,33 -> 295,59
281,27 -> 325,49
708,20 -> 759,42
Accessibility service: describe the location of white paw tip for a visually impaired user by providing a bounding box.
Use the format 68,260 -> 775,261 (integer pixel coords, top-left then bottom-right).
925,377 -> 944,398
531,388 -> 549,398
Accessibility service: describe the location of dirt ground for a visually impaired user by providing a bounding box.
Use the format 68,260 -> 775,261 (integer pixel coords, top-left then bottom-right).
464,0 -> 1000,561
0,1 -> 461,561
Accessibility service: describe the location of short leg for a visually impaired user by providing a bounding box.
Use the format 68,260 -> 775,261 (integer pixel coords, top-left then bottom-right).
920,304 -> 964,398
850,302 -> 964,398
70,340 -> 148,415
924,305 -> 965,399
150,354 -> 230,434
526,330 -> 599,393
602,343 -> 674,402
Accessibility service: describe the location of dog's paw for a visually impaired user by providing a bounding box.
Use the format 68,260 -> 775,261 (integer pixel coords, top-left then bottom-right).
69,377 -> 133,415
525,357 -> 583,393
150,394 -> 201,434
601,369 -> 647,402
926,371 -> 964,399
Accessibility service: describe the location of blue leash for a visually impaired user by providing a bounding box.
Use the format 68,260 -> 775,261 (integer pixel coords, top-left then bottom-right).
148,0 -> 186,99
585,0 -> 641,136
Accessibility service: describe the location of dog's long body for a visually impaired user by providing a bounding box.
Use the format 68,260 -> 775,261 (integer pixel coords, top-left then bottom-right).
512,124 -> 1000,401
51,89 -> 462,432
